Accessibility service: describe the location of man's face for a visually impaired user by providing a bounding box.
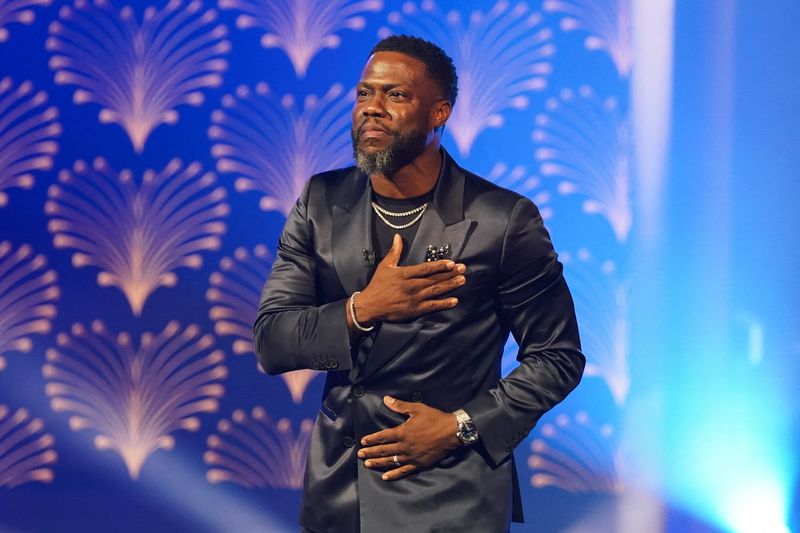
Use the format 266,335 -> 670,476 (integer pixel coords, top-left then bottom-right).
351,51 -> 446,176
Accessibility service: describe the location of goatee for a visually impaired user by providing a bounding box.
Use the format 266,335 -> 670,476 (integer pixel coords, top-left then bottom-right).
352,125 -> 427,176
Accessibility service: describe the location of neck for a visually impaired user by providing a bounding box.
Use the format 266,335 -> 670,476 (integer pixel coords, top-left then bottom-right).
370,140 -> 442,199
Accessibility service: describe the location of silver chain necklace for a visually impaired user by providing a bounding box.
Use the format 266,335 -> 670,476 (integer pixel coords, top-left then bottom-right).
371,201 -> 428,230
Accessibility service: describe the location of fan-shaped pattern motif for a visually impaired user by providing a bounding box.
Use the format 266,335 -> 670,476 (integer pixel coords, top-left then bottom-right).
218,0 -> 383,77
561,248 -> 629,405
210,83 -> 352,215
533,86 -> 632,242
207,245 -> 320,403
380,0 -> 555,156
43,320 -> 227,479
0,404 -> 57,488
0,77 -> 61,208
528,411 -> 623,493
45,158 -> 228,316
205,406 -> 313,489
487,161 -> 553,220
47,0 -> 230,152
0,241 -> 59,372
544,0 -> 632,76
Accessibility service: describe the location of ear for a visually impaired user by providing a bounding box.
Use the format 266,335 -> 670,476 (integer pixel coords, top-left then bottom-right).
431,100 -> 452,132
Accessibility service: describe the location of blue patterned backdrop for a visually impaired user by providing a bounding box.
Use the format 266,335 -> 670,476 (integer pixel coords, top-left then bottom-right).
0,1 -> 798,532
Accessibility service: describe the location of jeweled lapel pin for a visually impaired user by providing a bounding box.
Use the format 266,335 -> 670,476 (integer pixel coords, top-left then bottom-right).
425,243 -> 452,262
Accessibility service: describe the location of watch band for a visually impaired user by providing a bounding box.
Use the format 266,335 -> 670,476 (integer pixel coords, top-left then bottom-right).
453,408 -> 472,426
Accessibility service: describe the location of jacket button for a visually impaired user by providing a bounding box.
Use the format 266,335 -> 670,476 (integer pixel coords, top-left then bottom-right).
427,336 -> 439,347
343,436 -> 354,447
411,392 -> 423,402
352,386 -> 365,398
327,361 -> 338,369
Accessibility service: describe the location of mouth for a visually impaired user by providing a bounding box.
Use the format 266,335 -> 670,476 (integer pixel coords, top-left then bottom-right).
357,124 -> 391,146
359,122 -> 391,136
360,130 -> 389,142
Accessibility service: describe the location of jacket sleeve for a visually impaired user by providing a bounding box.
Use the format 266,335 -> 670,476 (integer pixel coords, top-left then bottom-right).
464,196 -> 585,466
252,180 -> 354,375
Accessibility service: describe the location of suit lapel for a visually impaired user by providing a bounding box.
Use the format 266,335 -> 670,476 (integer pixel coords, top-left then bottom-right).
359,149 -> 474,380
405,209 -> 474,266
331,170 -> 373,297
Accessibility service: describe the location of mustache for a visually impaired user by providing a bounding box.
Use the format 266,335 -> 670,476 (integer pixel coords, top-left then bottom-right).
354,120 -> 391,136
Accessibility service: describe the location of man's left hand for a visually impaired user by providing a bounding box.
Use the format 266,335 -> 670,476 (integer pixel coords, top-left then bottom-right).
358,396 -> 460,481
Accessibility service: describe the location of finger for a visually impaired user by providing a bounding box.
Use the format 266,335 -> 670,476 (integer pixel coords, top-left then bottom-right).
384,396 -> 415,415
414,297 -> 459,315
382,464 -> 417,481
361,427 -> 400,446
363,453 -> 409,469
381,234 -> 402,267
417,268 -> 466,286
403,260 -> 462,279
420,275 -> 466,298
358,443 -> 404,460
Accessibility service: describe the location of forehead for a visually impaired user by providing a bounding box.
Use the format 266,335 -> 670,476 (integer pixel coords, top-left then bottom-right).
358,51 -> 434,90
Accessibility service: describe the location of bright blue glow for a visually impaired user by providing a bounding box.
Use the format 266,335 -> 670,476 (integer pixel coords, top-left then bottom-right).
720,481 -> 790,533
647,1 -> 800,532
661,354 -> 796,533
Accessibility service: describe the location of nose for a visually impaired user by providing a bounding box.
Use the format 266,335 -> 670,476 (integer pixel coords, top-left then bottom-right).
361,94 -> 386,118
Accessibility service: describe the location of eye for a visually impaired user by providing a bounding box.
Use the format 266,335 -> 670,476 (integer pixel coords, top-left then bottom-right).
389,91 -> 406,98
356,89 -> 370,99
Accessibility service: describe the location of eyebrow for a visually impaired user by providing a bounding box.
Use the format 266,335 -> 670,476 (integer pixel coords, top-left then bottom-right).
357,82 -> 410,91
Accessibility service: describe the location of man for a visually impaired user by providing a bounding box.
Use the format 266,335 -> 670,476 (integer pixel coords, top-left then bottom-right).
254,35 -> 585,533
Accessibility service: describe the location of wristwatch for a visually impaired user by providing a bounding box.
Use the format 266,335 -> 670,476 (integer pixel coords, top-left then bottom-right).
453,408 -> 479,446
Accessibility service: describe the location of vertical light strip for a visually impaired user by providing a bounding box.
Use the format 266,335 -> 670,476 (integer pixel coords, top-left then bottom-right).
631,0 -> 675,241
619,1 -> 675,532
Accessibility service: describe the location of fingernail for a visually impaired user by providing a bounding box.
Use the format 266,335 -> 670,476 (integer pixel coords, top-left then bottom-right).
384,396 -> 395,404
457,264 -> 466,273
357,451 -> 365,458
446,261 -> 455,269
361,438 -> 368,445
382,474 -> 389,480
451,298 -> 458,305
365,460 -> 372,467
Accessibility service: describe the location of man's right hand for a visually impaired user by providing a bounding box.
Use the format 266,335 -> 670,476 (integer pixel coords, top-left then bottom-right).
349,234 -> 466,329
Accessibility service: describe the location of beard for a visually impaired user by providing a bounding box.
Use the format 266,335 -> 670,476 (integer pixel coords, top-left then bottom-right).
351,124 -> 428,176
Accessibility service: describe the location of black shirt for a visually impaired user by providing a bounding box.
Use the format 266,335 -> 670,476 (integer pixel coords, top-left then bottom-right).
370,188 -> 434,265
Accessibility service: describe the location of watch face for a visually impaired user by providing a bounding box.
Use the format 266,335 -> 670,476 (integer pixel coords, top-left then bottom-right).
458,421 -> 479,444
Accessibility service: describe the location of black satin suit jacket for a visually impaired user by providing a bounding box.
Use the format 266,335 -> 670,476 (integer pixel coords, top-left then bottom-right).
254,150 -> 585,533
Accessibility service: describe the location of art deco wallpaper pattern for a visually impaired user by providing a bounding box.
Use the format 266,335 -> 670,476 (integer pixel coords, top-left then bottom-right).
1,0 -> 645,531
